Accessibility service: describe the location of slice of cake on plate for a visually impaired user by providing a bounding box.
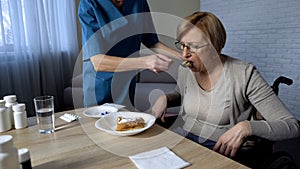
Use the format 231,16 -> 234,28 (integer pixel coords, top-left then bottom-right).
116,116 -> 146,131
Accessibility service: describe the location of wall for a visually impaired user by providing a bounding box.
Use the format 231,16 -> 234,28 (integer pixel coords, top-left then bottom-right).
148,0 -> 199,18
147,0 -> 200,49
201,0 -> 300,119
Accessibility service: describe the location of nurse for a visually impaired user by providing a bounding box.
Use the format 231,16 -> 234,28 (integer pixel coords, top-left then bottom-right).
78,0 -> 179,108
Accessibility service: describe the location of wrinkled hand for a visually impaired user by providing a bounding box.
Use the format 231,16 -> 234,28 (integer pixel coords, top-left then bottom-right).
151,95 -> 167,122
213,121 -> 251,157
145,54 -> 172,73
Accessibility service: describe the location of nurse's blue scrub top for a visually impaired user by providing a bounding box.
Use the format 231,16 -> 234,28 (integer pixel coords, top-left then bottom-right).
78,0 -> 159,107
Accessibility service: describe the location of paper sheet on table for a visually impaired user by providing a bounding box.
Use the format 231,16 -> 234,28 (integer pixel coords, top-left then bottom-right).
129,147 -> 190,169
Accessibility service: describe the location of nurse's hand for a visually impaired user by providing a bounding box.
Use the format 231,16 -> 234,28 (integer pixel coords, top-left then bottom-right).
144,54 -> 172,73
151,95 -> 167,122
213,121 -> 251,157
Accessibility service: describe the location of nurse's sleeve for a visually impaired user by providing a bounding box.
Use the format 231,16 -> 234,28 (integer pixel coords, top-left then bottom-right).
78,1 -> 103,61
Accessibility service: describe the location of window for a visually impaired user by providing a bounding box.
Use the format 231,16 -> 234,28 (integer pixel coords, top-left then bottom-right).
0,0 -> 13,47
0,0 -> 28,52
0,0 -> 79,56
0,0 -> 79,115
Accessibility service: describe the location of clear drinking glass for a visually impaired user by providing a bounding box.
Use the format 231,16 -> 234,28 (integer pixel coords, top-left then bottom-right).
33,96 -> 55,134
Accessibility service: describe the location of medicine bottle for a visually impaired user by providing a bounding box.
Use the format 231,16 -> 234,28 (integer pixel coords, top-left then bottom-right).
12,104 -> 27,129
18,148 -> 32,169
3,95 -> 18,126
0,100 -> 12,132
0,135 -> 20,169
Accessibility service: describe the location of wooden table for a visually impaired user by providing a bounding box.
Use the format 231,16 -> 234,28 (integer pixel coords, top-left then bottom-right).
2,108 -> 249,169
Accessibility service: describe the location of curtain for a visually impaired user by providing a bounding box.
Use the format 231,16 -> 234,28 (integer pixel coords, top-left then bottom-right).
0,0 -> 79,116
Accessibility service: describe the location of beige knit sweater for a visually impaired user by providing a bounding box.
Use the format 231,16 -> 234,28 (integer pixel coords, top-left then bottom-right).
167,56 -> 299,142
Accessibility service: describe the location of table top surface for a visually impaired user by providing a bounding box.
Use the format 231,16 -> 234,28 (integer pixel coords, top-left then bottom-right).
3,108 -> 249,169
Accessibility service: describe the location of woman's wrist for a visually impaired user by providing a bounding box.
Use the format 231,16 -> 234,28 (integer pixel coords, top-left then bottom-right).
242,120 -> 252,137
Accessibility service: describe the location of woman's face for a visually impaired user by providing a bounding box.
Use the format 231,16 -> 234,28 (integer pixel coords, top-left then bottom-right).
180,28 -> 214,73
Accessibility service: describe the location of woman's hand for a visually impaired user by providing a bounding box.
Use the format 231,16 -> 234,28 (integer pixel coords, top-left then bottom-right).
151,95 -> 168,122
213,121 -> 251,157
144,54 -> 172,73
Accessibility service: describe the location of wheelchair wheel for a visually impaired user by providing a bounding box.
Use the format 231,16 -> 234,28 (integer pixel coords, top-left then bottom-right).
260,151 -> 297,169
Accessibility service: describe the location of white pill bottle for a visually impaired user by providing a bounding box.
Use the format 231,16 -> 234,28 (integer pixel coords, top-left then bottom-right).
3,95 -> 18,126
13,104 -> 27,129
0,135 -> 20,169
0,100 -> 11,132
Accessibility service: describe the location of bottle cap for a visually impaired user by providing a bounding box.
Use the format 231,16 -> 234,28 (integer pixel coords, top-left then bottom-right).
12,103 -> 26,112
0,135 -> 13,152
18,148 -> 31,163
3,95 -> 17,103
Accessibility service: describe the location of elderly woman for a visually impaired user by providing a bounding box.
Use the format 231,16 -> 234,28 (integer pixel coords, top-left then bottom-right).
152,11 -> 299,163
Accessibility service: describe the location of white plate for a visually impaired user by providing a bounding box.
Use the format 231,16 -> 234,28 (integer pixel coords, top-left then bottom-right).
95,112 -> 156,136
102,103 -> 126,110
83,105 -> 118,118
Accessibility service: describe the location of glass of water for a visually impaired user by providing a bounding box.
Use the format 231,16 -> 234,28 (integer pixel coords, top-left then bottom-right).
33,96 -> 55,134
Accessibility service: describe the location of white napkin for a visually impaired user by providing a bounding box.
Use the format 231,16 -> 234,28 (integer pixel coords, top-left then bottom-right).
129,147 -> 190,169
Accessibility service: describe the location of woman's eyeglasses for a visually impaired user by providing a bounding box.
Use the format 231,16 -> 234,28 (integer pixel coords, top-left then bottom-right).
175,41 -> 208,53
